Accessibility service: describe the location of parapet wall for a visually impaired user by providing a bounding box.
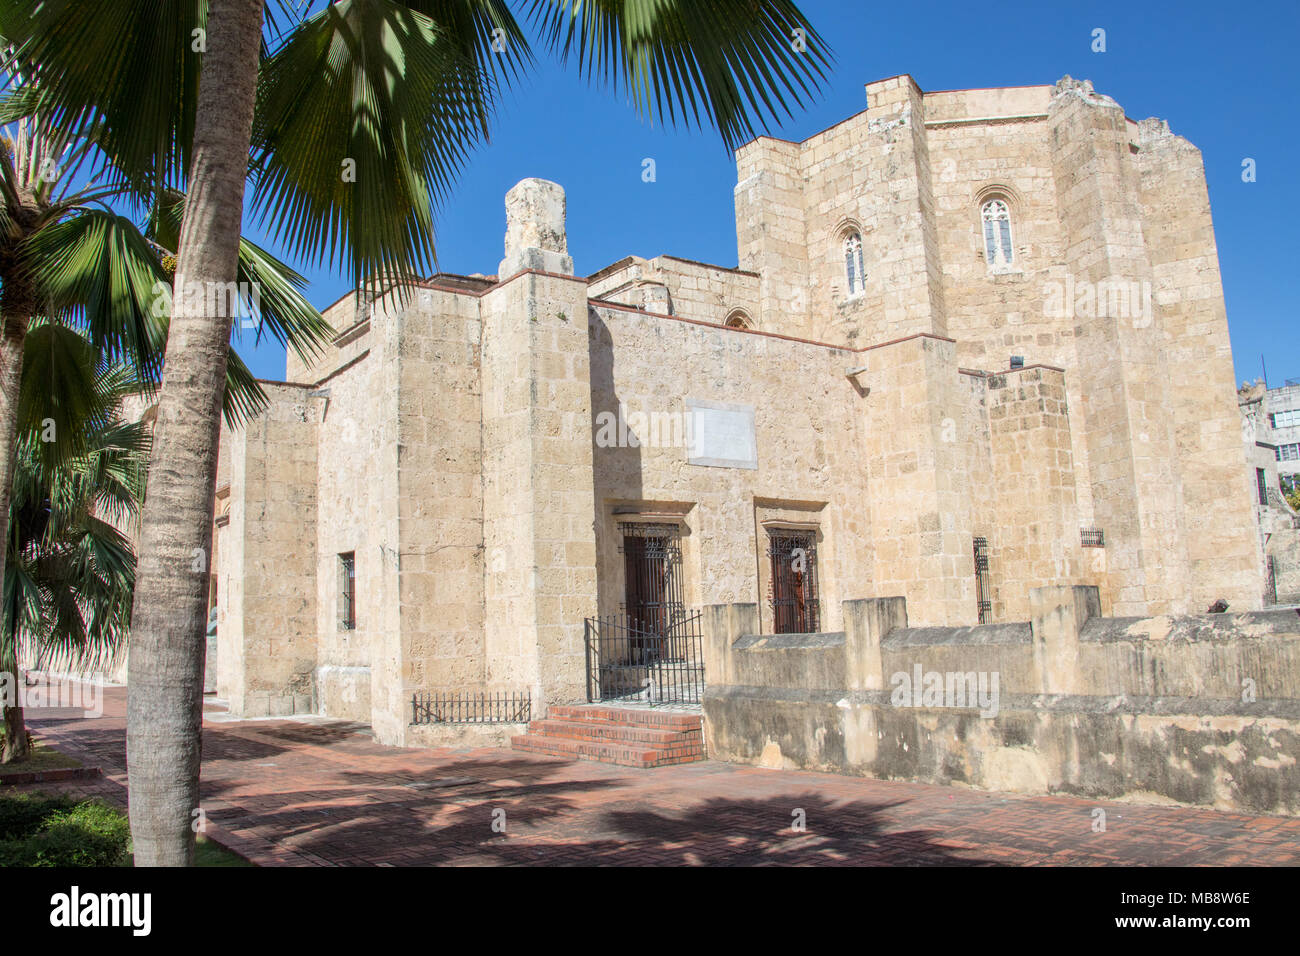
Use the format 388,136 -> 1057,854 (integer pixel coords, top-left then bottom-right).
702,587 -> 1300,815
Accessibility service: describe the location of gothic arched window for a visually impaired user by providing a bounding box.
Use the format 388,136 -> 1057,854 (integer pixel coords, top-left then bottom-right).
981,199 -> 1014,266
843,232 -> 865,296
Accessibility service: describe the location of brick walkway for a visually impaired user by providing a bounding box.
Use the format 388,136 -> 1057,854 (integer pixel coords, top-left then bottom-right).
15,685 -> 1300,866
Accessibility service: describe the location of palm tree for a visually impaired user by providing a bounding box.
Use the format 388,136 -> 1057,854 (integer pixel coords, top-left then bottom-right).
1,319 -> 146,763
0,110 -> 331,751
4,0 -> 832,864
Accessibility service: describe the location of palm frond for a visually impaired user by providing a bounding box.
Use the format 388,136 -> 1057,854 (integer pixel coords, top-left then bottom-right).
24,208 -> 169,378
222,347 -> 270,427
0,0 -> 206,204
526,0 -> 832,151
249,0 -> 496,287
3,349 -> 144,671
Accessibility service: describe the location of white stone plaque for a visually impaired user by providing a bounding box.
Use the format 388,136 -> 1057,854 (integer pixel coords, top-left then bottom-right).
686,399 -> 757,469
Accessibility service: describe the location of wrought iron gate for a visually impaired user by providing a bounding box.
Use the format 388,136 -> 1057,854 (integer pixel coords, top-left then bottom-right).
584,611 -> 705,705
973,536 -> 992,624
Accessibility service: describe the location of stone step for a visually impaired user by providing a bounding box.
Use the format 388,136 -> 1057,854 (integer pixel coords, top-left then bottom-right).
525,718 -> 687,746
510,733 -> 666,768
511,705 -> 706,767
547,704 -> 701,732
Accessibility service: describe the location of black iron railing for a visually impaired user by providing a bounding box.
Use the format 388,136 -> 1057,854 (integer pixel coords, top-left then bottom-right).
973,536 -> 992,624
410,690 -> 531,725
1081,528 -> 1105,548
585,611 -> 704,705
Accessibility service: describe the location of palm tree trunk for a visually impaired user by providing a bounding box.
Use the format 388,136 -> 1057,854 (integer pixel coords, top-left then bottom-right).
1,637 -> 29,764
0,268 -> 33,764
0,703 -> 27,763
126,0 -> 265,867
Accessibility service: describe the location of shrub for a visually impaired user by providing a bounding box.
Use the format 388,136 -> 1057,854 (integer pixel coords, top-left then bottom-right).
0,795 -> 131,867
0,793 -> 76,840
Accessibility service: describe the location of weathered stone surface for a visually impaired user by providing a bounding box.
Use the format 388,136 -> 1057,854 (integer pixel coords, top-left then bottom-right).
703,591 -> 1300,815
201,74 -> 1270,753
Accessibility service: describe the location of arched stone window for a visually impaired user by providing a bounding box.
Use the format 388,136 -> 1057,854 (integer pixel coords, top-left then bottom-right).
981,199 -> 1014,266
724,309 -> 753,330
843,232 -> 866,296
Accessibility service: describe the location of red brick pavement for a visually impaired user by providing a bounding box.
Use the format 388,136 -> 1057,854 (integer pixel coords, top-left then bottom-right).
14,684 -> 1300,866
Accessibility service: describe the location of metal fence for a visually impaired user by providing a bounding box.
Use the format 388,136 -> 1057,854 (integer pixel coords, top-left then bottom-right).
973,536 -> 992,624
584,611 -> 705,705
410,690 -> 531,725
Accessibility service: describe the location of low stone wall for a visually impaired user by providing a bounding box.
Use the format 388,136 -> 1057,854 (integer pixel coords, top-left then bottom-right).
701,588 -> 1300,815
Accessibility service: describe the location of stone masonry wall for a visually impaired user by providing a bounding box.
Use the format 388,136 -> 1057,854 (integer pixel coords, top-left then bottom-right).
589,303 -> 869,633
216,384 -> 320,718
702,589 -> 1300,815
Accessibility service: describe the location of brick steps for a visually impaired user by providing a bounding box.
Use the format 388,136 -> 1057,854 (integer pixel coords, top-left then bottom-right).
511,705 -> 704,768
525,718 -> 682,746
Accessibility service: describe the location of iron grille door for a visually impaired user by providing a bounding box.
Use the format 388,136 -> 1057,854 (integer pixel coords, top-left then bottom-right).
620,523 -> 684,661
973,536 -> 991,624
584,611 -> 705,705
768,530 -> 820,634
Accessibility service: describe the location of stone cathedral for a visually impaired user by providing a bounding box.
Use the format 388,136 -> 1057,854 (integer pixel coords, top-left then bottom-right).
208,74 -> 1264,750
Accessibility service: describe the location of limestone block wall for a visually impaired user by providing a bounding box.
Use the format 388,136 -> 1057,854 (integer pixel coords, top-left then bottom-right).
733,74 -> 1263,617
285,292 -> 369,385
589,302 -> 869,633
216,384 -> 320,718
1048,81 -> 1190,616
393,286 -> 486,711
1136,119 -> 1262,612
702,589 -> 1300,815
858,334 -> 974,626
589,312 -> 1101,630
980,366 -> 1086,622
480,270 -> 597,712
308,290 -> 393,728
587,255 -> 760,328
734,136 -> 808,335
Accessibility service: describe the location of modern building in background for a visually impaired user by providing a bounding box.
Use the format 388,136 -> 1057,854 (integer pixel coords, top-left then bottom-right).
1239,380 -> 1300,603
1264,380 -> 1300,486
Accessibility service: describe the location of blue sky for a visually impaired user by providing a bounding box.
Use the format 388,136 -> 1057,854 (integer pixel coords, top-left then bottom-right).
237,0 -> 1299,387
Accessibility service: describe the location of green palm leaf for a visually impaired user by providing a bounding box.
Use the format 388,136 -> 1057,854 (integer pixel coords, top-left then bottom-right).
3,343 -> 146,676
0,0 -> 207,204
148,189 -> 333,365
248,0 -> 498,286
25,208 -> 169,378
27,198 -> 332,428
526,0 -> 832,151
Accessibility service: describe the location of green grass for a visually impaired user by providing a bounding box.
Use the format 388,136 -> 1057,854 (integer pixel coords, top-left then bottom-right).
193,835 -> 254,867
0,742 -> 83,777
0,793 -> 254,866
